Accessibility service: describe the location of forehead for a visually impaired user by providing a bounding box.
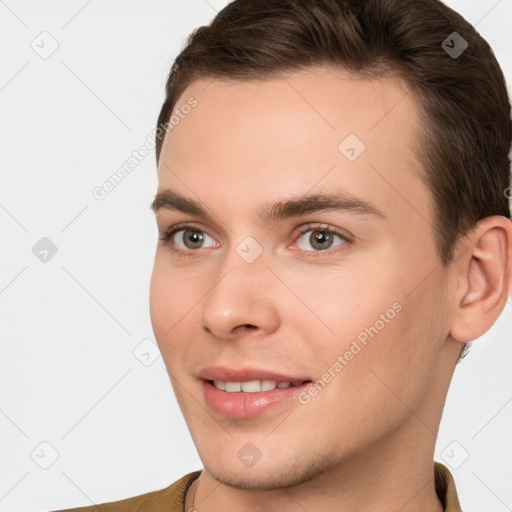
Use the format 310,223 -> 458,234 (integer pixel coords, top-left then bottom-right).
162,66 -> 420,153
157,66 -> 430,229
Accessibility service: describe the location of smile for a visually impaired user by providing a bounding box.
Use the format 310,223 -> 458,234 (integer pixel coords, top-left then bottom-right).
203,379 -> 313,418
212,379 -> 308,392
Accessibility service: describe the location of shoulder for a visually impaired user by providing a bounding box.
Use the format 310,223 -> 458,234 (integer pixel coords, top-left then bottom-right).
434,462 -> 463,512
52,470 -> 202,512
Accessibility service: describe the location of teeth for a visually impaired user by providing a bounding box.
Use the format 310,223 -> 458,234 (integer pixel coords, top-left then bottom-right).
225,382 -> 241,392
212,379 -> 304,392
213,379 -> 226,390
261,380 -> 277,391
241,380 -> 262,392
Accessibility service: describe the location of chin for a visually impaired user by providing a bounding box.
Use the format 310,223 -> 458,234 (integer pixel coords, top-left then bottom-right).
200,446 -> 339,491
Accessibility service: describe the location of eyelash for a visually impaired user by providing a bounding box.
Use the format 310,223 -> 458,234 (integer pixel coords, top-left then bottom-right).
158,222 -> 352,259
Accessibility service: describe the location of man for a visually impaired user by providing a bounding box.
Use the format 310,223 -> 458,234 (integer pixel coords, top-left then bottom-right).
57,0 -> 511,510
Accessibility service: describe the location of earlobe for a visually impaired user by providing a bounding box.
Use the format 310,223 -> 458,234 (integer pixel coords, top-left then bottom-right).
450,217 -> 512,343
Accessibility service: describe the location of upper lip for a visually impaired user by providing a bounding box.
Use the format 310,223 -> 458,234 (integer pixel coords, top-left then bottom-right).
198,366 -> 311,382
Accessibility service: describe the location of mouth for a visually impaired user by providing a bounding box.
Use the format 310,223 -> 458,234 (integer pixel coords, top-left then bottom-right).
197,366 -> 313,418
209,379 -> 310,392
201,377 -> 313,418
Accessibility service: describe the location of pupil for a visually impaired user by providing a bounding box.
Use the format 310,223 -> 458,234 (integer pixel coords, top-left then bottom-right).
185,230 -> 203,248
312,231 -> 332,250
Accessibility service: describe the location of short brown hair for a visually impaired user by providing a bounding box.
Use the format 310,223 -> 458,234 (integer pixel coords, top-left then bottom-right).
155,0 -> 511,266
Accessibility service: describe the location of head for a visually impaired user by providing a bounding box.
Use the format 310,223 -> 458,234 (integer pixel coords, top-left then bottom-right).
149,0 -> 512,491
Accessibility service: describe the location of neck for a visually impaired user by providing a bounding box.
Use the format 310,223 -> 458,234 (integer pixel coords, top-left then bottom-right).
187,422 -> 445,512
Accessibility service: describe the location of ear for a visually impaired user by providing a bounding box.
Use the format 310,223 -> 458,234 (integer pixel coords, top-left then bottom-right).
449,216 -> 512,343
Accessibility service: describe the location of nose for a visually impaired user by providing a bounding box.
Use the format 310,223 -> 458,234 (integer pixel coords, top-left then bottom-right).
200,249 -> 280,341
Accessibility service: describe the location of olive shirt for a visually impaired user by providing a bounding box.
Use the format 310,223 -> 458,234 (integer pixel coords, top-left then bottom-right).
56,462 -> 462,512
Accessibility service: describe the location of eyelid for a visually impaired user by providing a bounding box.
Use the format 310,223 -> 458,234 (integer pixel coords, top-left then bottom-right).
291,222 -> 352,243
159,221 -> 212,238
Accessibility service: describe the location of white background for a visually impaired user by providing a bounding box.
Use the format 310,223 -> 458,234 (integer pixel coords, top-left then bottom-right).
0,1 -> 511,511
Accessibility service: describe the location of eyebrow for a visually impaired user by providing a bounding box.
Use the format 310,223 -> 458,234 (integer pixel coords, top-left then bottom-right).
150,188 -> 386,224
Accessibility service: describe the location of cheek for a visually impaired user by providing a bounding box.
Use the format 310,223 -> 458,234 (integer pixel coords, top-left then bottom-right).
345,274 -> 450,412
149,257 -> 168,338
283,264 -> 390,346
149,255 -> 198,355
289,261 -> 435,380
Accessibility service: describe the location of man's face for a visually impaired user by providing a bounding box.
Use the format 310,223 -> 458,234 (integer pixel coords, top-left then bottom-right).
150,67 -> 457,488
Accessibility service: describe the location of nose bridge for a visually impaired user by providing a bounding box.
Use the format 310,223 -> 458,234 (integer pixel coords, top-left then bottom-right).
200,236 -> 279,339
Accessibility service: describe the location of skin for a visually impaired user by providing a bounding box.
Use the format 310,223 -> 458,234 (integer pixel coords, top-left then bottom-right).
149,66 -> 512,511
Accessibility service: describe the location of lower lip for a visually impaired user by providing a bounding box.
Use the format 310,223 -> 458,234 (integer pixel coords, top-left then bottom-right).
203,380 -> 312,418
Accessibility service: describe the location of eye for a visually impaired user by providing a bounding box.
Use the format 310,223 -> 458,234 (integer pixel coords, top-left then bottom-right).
159,221 -> 351,259
293,224 -> 350,255
159,223 -> 218,255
